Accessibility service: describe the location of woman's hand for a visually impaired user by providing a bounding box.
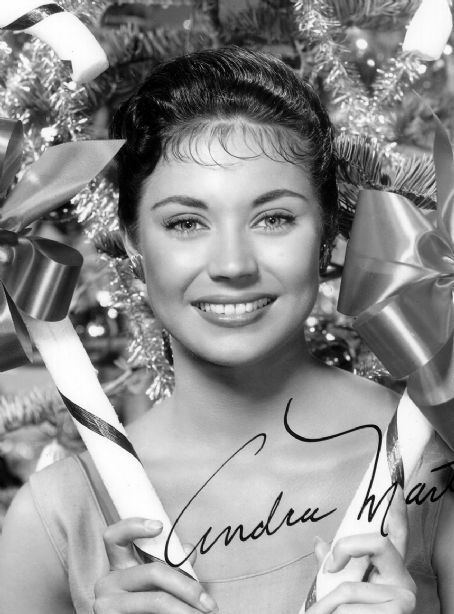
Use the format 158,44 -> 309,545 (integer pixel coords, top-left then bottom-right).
308,487 -> 416,613
93,517 -> 219,614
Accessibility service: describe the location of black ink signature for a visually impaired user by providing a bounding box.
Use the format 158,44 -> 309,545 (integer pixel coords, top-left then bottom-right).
284,398 -> 454,537
164,429 -> 335,567
164,398 -> 454,567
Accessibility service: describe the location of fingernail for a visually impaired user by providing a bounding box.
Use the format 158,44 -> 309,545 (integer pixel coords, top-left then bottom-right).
145,519 -> 163,532
313,535 -> 323,547
323,553 -> 335,573
199,592 -> 218,612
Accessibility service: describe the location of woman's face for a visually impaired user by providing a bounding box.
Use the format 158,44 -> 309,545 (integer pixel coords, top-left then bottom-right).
136,130 -> 322,366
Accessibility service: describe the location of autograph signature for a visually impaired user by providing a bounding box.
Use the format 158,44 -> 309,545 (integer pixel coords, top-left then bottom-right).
164,398 -> 454,567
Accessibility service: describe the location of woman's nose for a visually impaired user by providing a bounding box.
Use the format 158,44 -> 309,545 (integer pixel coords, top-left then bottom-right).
207,229 -> 259,281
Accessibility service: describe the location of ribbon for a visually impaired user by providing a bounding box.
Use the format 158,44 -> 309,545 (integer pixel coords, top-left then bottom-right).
0,118 -> 124,371
60,393 -> 142,463
338,118 -> 454,450
2,3 -> 64,30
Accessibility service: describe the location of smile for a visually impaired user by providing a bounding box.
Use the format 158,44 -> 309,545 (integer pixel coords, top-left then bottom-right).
193,296 -> 276,327
196,298 -> 274,315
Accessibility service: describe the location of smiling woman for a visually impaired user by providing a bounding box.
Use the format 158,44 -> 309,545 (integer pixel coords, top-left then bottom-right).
133,134 -> 322,367
1,47 -> 453,614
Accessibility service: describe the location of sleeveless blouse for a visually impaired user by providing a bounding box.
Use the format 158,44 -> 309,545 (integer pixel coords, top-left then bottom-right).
28,433 -> 451,614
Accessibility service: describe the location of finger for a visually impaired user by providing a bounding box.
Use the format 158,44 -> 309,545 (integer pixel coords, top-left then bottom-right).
307,581 -> 416,614
324,533 -> 415,590
314,536 -> 330,568
98,590 -> 211,614
385,485 -> 408,558
183,543 -> 198,568
103,518 -> 163,571
103,563 -> 218,613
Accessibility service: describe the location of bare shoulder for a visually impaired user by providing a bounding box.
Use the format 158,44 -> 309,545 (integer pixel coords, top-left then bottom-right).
0,482 -> 73,613
331,366 -> 399,421
301,361 -> 401,433
433,483 -> 454,610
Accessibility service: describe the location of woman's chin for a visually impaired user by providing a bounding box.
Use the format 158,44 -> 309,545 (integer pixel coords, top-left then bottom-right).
184,340 -> 286,369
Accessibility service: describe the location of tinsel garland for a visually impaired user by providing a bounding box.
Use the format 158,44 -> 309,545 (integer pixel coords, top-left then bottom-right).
331,0 -> 420,30
72,178 -> 175,403
292,0 -> 424,141
293,0 -> 368,104
0,386 -> 64,435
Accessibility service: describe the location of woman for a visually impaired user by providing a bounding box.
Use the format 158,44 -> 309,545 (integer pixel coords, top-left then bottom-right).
0,47 -> 453,614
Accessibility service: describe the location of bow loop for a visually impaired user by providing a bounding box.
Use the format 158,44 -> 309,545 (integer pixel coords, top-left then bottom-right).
0,116 -> 124,371
2,236 -> 82,321
434,120 -> 454,240
0,228 -> 19,247
338,118 -> 454,449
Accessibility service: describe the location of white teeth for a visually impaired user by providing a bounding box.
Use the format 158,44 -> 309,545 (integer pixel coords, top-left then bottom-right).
197,298 -> 273,315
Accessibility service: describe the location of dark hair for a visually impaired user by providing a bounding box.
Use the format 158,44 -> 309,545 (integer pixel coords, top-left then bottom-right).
110,46 -> 338,256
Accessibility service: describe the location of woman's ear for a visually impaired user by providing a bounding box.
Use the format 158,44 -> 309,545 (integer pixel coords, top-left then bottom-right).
120,229 -> 139,260
121,230 -> 145,283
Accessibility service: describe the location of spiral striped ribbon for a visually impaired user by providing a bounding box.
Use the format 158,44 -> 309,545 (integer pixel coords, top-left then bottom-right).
304,411 -> 404,609
2,3 -> 64,30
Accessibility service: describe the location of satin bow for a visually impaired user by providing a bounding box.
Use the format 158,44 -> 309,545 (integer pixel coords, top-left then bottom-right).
0,118 -> 124,371
338,119 -> 454,450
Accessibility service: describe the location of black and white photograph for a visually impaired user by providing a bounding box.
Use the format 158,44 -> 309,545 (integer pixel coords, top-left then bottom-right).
0,1 -> 454,613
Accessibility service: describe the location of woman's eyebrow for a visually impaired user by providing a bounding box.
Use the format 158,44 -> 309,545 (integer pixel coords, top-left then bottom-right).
252,189 -> 308,206
151,189 -> 307,211
151,195 -> 207,210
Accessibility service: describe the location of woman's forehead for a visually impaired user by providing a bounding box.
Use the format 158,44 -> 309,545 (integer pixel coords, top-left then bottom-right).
140,134 -> 318,215
161,119 -> 310,168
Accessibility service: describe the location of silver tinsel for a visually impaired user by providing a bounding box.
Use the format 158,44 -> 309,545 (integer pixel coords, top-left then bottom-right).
292,0 -> 425,141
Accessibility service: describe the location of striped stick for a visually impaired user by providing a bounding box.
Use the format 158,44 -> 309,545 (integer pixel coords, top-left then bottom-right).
301,391 -> 433,610
0,1 -> 109,83
24,314 -> 197,580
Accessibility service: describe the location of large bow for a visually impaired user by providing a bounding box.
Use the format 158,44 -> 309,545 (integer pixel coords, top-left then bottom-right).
338,119 -> 454,450
0,118 -> 124,371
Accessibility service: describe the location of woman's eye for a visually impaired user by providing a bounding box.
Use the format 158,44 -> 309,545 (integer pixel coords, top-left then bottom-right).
163,217 -> 206,235
255,213 -> 295,231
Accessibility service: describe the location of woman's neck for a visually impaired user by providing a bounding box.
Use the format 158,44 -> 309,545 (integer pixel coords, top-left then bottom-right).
168,337 -> 321,445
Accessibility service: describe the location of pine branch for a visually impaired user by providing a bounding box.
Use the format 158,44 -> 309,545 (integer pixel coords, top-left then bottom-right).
335,133 -> 437,236
331,0 -> 420,30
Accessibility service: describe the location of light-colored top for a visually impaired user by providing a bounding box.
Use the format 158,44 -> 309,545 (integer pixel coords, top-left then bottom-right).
28,434 -> 451,614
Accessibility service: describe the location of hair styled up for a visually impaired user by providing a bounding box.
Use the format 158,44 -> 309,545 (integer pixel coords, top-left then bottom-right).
110,46 -> 338,262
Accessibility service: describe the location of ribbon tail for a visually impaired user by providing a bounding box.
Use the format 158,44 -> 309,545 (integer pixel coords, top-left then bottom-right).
0,283 -> 33,370
0,118 -> 23,198
0,139 -> 124,231
408,335 -> 454,450
433,117 -> 454,239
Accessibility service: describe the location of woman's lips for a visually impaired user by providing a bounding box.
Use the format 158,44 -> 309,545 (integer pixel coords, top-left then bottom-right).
193,297 -> 276,327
